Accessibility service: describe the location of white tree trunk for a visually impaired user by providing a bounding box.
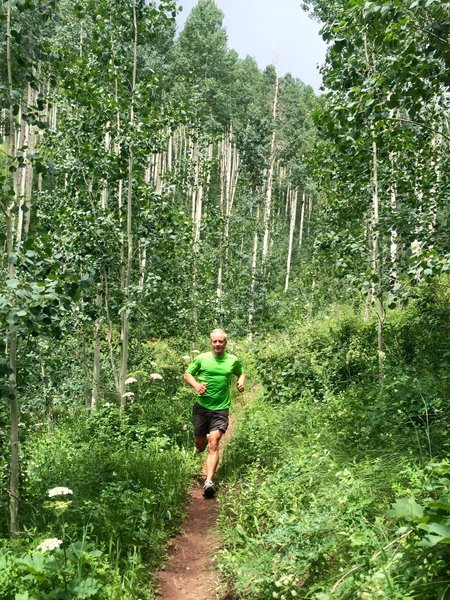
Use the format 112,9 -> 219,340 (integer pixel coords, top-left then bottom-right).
371,137 -> 385,372
298,192 -> 306,250
284,188 -> 298,292
261,73 -> 279,267
6,0 -> 19,538
119,0 -> 138,407
216,131 -> 240,314
247,205 -> 260,341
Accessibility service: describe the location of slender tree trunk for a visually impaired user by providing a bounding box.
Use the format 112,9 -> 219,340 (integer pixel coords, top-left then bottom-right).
284,188 -> 298,292
389,171 -> 398,285
191,143 -> 213,330
261,73 -> 279,269
104,271 -> 120,395
364,33 -> 385,374
364,220 -> 374,324
119,1 -> 137,407
91,125 -> 112,409
371,137 -> 385,375
247,205 -> 260,341
298,192 -> 306,250
216,131 -> 239,317
6,0 -> 19,538
91,282 -> 102,410
306,193 -> 313,238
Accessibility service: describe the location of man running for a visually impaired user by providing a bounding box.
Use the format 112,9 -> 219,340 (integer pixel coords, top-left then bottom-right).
183,329 -> 245,498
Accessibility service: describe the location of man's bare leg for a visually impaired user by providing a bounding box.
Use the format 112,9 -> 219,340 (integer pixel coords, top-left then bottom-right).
205,430 -> 222,482
195,435 -> 208,453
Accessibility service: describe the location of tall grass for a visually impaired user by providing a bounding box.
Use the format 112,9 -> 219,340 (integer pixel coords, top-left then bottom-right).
217,286 -> 450,599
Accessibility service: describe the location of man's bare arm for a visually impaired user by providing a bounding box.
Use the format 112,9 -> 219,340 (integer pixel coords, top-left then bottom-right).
183,372 -> 207,394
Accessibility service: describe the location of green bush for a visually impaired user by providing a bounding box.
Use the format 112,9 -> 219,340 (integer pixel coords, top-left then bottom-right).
21,408 -> 195,566
218,287 -> 450,599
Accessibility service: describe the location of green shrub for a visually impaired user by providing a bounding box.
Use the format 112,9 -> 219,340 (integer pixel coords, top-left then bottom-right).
218,288 -> 450,599
22,410 -> 194,566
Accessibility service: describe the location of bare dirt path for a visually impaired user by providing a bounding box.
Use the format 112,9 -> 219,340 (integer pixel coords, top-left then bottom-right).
156,476 -> 223,600
156,420 -> 237,600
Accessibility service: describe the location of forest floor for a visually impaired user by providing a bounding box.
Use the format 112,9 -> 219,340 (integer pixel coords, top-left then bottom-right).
155,418 -> 237,600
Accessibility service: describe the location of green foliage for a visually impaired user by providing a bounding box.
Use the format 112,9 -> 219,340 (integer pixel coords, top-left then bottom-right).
20,406 -> 194,565
0,537 -> 122,600
217,289 -> 450,599
255,307 -> 377,403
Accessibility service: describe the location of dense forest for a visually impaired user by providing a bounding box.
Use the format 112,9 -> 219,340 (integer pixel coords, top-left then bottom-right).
0,0 -> 449,598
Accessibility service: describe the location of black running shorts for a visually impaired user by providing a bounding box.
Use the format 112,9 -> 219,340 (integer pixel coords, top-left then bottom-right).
192,402 -> 229,437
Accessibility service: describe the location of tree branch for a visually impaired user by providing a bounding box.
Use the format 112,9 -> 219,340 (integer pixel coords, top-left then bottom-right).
388,116 -> 450,143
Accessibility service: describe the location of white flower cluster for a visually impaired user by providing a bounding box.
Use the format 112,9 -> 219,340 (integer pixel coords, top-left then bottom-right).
125,376 -> 137,384
37,538 -> 62,552
149,373 -> 163,380
48,487 -> 73,498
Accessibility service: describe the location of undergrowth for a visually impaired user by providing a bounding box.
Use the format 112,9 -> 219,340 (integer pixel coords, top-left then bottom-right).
0,338 -> 201,599
217,283 -> 450,599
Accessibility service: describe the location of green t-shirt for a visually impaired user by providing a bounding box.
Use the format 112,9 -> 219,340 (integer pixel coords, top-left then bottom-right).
186,351 -> 243,410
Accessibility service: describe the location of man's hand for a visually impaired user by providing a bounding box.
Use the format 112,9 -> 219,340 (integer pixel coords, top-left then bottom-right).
236,379 -> 245,393
184,372 -> 207,394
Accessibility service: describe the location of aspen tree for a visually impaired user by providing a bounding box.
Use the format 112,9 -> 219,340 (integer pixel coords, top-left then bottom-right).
119,0 -> 138,408
261,73 -> 279,269
363,30 -> 385,371
247,204 -> 260,341
91,123 -> 111,410
389,159 -> 398,286
298,192 -> 306,251
191,142 -> 213,331
5,0 -> 19,538
284,188 -> 298,292
216,130 -> 240,314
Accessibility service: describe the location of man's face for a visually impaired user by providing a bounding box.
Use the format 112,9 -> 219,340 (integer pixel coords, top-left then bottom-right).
211,334 -> 227,356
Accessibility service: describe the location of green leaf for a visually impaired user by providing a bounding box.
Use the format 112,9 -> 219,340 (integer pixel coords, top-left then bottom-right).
388,498 -> 425,521
72,577 -> 100,598
429,499 -> 450,513
418,522 -> 450,539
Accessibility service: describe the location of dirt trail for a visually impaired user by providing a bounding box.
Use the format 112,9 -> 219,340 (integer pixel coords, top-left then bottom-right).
156,424 -> 235,600
156,478 -> 222,599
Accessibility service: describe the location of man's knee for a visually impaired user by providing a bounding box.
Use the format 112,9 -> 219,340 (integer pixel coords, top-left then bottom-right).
208,430 -> 222,451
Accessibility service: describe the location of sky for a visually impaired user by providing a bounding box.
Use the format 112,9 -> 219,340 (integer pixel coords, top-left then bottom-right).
176,0 -> 327,93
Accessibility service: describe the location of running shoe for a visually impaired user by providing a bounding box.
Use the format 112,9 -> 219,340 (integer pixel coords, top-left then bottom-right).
203,479 -> 216,498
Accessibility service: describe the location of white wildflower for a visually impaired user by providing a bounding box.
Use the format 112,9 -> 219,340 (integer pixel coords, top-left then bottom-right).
37,538 -> 62,552
125,377 -> 137,385
104,402 -> 113,408
411,239 -> 423,256
48,487 -> 73,498
192,350 -> 200,354
121,391 -> 135,398
149,373 -> 163,380
181,355 -> 191,361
